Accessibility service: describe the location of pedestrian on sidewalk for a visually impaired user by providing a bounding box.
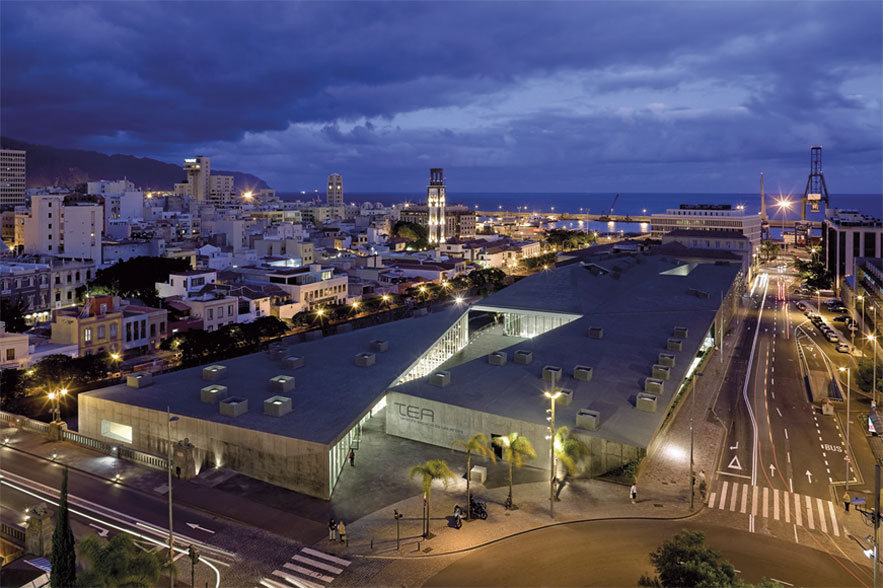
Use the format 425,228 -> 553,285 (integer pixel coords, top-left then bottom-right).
329,518 -> 337,541
630,484 -> 637,504
555,475 -> 567,500
349,449 -> 355,467
843,491 -> 850,512
337,520 -> 347,544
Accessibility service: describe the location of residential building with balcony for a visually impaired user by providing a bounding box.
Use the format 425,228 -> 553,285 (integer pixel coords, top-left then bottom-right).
51,295 -> 123,356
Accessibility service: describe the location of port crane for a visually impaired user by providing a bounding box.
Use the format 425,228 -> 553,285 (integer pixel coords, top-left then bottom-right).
598,194 -> 620,221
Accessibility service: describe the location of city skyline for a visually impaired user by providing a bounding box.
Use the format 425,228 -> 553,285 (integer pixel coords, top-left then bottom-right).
1,1 -> 881,194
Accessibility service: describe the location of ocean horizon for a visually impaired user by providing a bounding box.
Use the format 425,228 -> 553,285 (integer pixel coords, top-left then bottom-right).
279,191 -> 882,220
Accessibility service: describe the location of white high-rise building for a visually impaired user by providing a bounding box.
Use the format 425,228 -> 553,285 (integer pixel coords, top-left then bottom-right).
327,174 -> 343,207
0,149 -> 26,210
651,204 -> 762,253
427,168 -> 446,244
88,179 -> 143,228
22,194 -> 103,264
824,209 -> 883,287
210,175 -> 235,204
182,156 -> 211,202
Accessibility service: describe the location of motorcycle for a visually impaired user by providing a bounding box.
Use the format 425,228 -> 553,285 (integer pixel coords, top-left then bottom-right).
452,504 -> 463,529
469,497 -> 488,520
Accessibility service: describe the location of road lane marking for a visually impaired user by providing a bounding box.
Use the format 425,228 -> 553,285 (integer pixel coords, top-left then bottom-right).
828,501 -> 840,537
292,555 -> 344,575
776,407 -> 782,417
816,498 -> 828,534
794,493 -> 803,526
784,428 -> 789,440
784,491 -> 790,522
719,481 -> 729,510
787,451 -> 791,463
741,484 -> 748,513
283,563 -> 335,584
708,491 -> 716,507
805,495 -> 815,530
729,481 -> 739,511
774,488 -> 780,520
763,487 -> 769,519
744,277 -> 770,487
752,485 -> 759,517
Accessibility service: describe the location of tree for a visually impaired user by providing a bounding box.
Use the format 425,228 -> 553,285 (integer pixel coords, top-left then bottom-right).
85,256 -> 191,307
392,221 -> 429,250
637,529 -> 781,588
451,434 -> 496,520
554,426 -> 589,477
793,255 -> 832,290
50,467 -> 76,588
0,296 -> 29,332
0,368 -> 27,413
855,357 -> 882,396
76,533 -> 164,588
519,252 -> 557,272
760,239 -> 780,262
493,433 -> 536,509
543,229 -> 596,251
409,459 -> 456,538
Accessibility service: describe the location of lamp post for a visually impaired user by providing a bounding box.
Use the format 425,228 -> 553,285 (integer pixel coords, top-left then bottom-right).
167,408 -> 179,588
817,289 -> 821,313
839,367 -> 852,499
48,388 -> 68,422
690,373 -> 703,510
858,296 -> 866,357
869,334 -> 879,408
544,390 -> 562,518
776,199 -> 792,253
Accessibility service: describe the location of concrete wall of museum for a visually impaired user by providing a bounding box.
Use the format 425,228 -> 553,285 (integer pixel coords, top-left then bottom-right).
385,392 -> 641,476
79,394 -> 330,499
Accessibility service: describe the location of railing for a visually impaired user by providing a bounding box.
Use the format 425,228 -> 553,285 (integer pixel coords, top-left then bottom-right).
1,410 -> 168,472
1,519 -> 26,544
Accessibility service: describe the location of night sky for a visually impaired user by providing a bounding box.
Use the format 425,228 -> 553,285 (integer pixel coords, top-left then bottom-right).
1,1 -> 880,193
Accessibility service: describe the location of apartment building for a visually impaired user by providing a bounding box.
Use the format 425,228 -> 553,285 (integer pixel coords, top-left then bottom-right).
239,264 -> 348,309
51,295 -> 123,356
21,194 -> 104,264
651,204 -> 761,252
122,304 -> 168,353
0,322 -> 30,369
0,261 -> 51,323
179,294 -> 239,332
0,149 -> 26,210
824,209 -> 883,286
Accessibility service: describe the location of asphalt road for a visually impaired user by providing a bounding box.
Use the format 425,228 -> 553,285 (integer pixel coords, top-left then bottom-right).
423,519 -> 866,587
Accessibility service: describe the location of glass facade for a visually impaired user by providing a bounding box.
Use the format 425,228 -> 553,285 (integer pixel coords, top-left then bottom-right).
396,312 -> 469,384
500,311 -> 579,338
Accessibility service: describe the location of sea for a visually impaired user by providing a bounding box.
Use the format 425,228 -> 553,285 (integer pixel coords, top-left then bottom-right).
279,192 -> 883,236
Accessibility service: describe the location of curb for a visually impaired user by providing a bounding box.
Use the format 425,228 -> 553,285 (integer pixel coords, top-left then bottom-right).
351,504 -> 706,560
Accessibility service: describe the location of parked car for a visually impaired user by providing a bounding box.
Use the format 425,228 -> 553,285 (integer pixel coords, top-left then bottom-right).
832,315 -> 850,322
826,333 -> 840,343
837,343 -> 850,353
796,301 -> 807,310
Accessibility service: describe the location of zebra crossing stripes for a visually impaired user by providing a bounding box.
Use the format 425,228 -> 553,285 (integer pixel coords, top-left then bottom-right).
261,547 -> 351,588
707,482 -> 839,537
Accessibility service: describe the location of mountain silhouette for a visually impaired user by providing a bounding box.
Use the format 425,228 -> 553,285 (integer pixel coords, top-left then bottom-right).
0,137 -> 270,192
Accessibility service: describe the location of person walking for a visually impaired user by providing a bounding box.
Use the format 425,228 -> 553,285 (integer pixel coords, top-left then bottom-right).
337,520 -> 347,544
328,518 -> 336,541
630,484 -> 637,504
349,449 -> 355,467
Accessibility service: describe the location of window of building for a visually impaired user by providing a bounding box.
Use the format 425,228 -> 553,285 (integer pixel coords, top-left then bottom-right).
218,307 -> 223,318
55,292 -> 61,302
101,419 -> 132,443
110,323 -> 117,338
126,322 -> 132,342
208,309 -> 214,320
160,321 -> 165,333
6,348 -> 15,361
228,305 -> 233,315
98,325 -> 106,339
84,328 -> 92,342
67,291 -> 72,300
150,323 -> 156,337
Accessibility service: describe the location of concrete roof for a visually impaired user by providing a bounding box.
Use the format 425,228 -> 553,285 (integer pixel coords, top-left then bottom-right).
82,306 -> 465,446
391,255 -> 741,449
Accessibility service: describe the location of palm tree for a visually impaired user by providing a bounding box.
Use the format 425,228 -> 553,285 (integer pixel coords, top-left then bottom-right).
493,433 -> 536,509
761,239 -> 780,262
76,533 -> 163,587
554,426 -> 589,478
409,459 -> 456,538
451,433 -> 496,520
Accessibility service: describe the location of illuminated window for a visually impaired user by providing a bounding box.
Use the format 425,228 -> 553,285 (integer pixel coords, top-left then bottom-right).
101,419 -> 133,443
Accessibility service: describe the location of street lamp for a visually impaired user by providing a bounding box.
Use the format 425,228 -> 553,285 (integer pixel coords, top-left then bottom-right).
48,388 -> 68,422
776,199 -> 792,251
690,372 -> 703,510
166,408 -> 179,588
869,334 -> 878,408
817,289 -> 821,312
839,367 -> 852,502
544,390 -> 562,518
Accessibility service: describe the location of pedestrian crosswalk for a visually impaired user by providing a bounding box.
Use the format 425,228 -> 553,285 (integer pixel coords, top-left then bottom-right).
707,480 -> 840,537
260,547 -> 351,588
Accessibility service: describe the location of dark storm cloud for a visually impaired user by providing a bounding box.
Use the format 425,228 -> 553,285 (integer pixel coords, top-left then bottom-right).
1,1 -> 880,192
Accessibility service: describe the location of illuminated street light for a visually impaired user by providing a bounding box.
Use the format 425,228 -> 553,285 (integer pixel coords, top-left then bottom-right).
243,191 -> 253,200
48,388 -> 68,422
839,367 -> 852,500
454,296 -> 464,305
544,390 -> 562,518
